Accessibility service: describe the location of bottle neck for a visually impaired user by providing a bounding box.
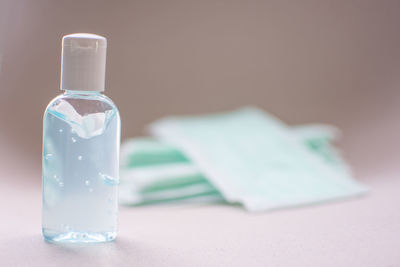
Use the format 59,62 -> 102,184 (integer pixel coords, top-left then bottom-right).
64,90 -> 102,96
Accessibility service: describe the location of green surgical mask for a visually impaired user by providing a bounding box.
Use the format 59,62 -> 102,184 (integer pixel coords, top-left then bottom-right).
147,107 -> 367,211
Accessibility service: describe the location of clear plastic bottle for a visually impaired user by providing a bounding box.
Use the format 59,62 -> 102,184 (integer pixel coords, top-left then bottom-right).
42,33 -> 120,243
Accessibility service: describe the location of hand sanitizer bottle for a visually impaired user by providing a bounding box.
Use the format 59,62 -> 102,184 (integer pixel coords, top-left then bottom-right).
42,33 -> 120,243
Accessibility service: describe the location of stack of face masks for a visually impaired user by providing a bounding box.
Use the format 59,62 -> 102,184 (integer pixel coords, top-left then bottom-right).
119,107 -> 367,211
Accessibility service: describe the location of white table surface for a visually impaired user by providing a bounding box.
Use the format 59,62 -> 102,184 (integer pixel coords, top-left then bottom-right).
1,163 -> 399,267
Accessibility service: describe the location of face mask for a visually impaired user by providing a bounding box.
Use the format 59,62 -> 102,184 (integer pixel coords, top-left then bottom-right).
146,107 -> 367,211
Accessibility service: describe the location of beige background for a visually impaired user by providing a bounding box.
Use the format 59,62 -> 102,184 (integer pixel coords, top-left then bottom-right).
1,0 -> 400,178
0,1 -> 399,266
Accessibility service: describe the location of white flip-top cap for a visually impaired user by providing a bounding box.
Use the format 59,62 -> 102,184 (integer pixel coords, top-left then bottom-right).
61,33 -> 107,91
